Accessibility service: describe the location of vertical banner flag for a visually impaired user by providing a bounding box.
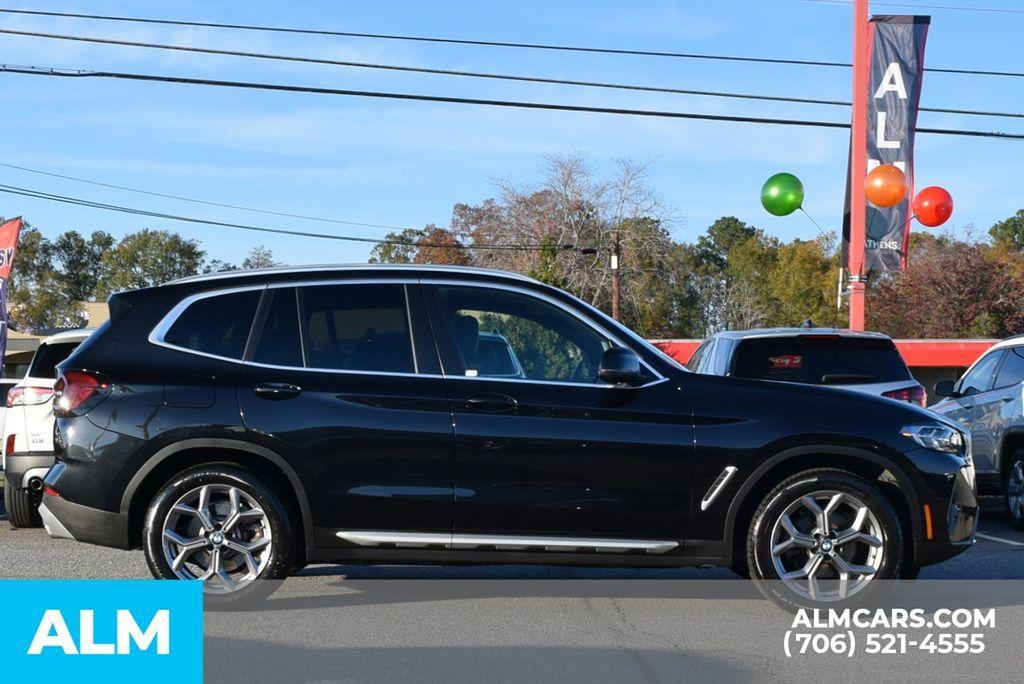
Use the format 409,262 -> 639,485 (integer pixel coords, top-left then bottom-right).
0,216 -> 24,377
842,16 -> 930,273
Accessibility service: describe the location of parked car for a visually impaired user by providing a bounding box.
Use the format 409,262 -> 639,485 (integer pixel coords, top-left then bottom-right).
931,336 -> 1024,529
686,328 -> 927,406
0,378 -> 21,432
2,330 -> 91,527
40,265 -> 975,607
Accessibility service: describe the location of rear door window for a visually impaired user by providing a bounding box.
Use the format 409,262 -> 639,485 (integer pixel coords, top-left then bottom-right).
252,288 -> 303,368
298,283 -> 415,374
28,341 -> 81,379
731,337 -> 912,385
163,290 -> 261,360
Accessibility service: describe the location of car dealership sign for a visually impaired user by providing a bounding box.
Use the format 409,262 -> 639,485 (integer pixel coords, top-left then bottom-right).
842,16 -> 930,273
1,580 -> 201,682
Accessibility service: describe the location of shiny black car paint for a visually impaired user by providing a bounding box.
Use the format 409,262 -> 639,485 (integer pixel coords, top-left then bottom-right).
46,266 -> 976,571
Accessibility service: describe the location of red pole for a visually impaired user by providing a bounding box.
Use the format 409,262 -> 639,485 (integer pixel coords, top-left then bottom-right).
848,0 -> 870,330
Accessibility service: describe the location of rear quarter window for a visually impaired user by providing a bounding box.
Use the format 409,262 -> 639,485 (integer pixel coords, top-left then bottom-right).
162,290 -> 262,360
731,337 -> 911,385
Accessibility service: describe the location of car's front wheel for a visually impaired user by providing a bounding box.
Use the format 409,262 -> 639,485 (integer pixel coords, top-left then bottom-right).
1004,451 -> 1024,531
143,466 -> 293,604
748,468 -> 903,609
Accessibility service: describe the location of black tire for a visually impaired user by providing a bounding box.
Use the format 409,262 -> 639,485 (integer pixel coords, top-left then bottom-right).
747,468 -> 903,610
143,465 -> 293,606
4,486 -> 42,528
1004,450 -> 1024,531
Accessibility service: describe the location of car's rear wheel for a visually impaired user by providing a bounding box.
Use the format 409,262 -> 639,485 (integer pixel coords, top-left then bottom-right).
1004,451 -> 1024,531
748,468 -> 903,609
4,485 -> 42,528
143,466 -> 292,605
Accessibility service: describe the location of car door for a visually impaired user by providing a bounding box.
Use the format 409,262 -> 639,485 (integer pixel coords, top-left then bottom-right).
938,349 -> 1004,471
238,282 -> 456,544
424,282 -> 694,544
976,347 -> 1024,473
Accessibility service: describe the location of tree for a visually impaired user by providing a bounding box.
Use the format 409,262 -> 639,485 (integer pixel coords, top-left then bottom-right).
241,245 -> 280,270
990,209 -> 1024,252
51,230 -> 114,301
5,224 -> 86,333
868,232 -> 1024,338
97,229 -> 205,295
369,228 -> 422,264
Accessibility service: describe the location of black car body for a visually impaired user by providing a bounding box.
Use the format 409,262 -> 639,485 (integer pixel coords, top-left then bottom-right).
40,266 -> 977,603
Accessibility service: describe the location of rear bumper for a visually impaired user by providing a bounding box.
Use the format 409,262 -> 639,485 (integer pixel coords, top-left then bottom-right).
2,451 -> 55,489
39,491 -> 130,549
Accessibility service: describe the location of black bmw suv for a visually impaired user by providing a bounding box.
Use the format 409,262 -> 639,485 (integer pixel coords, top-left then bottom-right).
40,265 -> 977,605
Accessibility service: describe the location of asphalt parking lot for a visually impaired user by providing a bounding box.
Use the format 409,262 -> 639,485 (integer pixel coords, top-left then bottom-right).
3,496 -> 1023,682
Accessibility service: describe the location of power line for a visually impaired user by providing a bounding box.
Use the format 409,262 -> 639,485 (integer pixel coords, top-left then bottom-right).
0,7 -> 1019,78
0,161 -> 409,231
3,64 -> 1022,139
0,182 -> 560,251
801,0 -> 1024,15
1,28 -> 1020,119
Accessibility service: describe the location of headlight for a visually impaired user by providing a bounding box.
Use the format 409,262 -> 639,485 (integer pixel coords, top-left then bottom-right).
900,424 -> 966,455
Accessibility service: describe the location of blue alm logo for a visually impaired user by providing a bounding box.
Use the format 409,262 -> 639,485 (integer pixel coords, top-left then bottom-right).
0,580 -> 202,682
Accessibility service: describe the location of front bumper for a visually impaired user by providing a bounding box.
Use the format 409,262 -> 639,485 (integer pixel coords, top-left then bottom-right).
2,451 -> 56,489
916,465 -> 979,567
38,491 -> 130,549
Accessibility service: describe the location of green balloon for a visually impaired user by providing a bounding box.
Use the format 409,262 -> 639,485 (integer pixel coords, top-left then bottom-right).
761,173 -> 804,217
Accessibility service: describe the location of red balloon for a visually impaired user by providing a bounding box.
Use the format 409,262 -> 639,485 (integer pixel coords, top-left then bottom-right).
865,164 -> 907,207
913,186 -> 954,228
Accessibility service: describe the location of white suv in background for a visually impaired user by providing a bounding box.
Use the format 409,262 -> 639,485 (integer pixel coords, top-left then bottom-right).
2,329 -> 91,527
931,335 -> 1024,530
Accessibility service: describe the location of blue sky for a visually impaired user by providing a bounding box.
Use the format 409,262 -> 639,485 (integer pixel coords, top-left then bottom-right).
0,0 -> 1021,265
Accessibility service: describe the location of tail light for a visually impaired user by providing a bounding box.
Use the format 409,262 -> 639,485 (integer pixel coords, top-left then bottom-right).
884,385 -> 928,408
6,385 -> 54,407
53,370 -> 111,417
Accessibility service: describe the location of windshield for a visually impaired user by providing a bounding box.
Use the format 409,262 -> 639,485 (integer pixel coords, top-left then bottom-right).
731,337 -> 911,385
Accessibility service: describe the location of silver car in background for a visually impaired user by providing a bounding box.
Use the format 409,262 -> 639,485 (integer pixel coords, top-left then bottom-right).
931,335 -> 1024,529
686,327 -> 927,405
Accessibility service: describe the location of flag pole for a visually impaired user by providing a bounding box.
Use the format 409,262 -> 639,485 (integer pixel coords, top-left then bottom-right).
848,0 -> 870,330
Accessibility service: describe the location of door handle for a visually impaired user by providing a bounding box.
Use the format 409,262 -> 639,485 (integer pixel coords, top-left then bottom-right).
466,393 -> 518,413
253,383 -> 302,400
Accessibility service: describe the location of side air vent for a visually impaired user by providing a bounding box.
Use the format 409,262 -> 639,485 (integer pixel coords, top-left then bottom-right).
700,466 -> 739,511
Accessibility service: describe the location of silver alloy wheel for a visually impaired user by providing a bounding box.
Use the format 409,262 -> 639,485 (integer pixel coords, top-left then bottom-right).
161,484 -> 273,593
769,490 -> 885,601
1008,461 -> 1024,522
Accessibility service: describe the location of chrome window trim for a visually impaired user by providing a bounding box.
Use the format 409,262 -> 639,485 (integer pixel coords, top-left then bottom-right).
148,276 -> 668,388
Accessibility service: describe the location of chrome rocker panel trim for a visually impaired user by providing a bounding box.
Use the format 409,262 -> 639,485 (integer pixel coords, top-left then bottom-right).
336,531 -> 679,554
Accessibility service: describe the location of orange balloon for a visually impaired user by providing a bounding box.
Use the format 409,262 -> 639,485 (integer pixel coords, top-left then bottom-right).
865,164 -> 908,207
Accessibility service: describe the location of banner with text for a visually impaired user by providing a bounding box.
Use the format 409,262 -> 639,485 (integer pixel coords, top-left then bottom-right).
842,16 -> 930,273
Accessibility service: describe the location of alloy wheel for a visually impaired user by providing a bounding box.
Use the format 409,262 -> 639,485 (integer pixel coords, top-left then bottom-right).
1008,461 -> 1024,522
769,490 -> 885,601
161,484 -> 273,593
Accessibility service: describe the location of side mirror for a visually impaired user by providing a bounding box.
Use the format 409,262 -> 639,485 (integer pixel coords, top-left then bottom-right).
934,380 -> 957,398
599,347 -> 643,386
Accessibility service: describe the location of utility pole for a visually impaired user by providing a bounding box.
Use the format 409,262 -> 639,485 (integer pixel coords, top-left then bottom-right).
610,229 -> 621,321
848,0 -> 870,330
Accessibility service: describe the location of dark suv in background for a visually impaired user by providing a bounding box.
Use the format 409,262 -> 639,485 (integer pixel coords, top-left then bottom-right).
40,265 -> 976,606
686,328 -> 927,406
